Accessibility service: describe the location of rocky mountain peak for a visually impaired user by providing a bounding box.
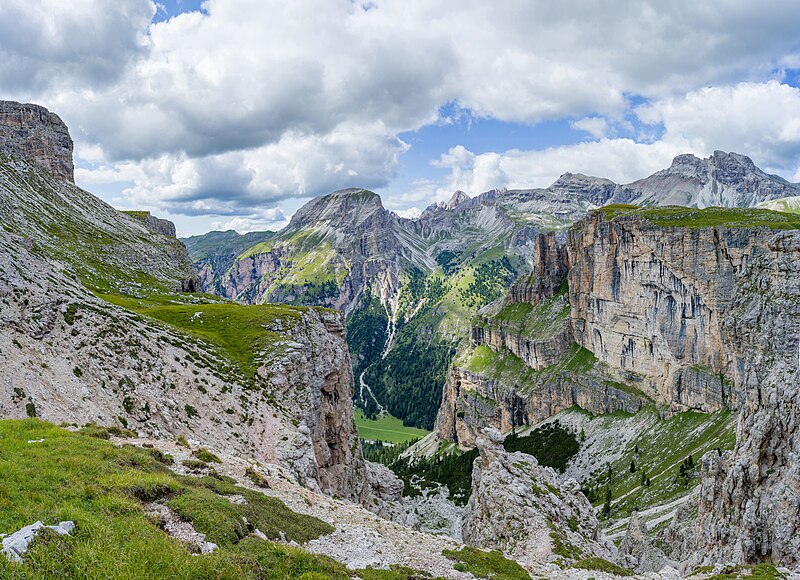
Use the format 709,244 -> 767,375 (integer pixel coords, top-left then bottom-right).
287,188 -> 387,231
547,172 -> 618,206
446,190 -> 470,209
615,150 -> 800,207
0,100 -> 74,182
668,153 -> 706,175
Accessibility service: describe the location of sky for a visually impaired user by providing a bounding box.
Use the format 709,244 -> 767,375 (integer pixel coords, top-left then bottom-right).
1,1 -> 800,236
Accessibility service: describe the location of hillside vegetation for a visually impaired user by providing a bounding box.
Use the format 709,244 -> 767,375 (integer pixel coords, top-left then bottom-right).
599,204 -> 800,229
0,419 -> 350,579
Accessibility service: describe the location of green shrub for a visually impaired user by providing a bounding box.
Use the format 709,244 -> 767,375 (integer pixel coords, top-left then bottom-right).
245,466 -> 271,488
193,448 -> 222,463
443,547 -> 530,580
572,557 -> 633,576
182,459 -> 210,471
63,303 -> 79,325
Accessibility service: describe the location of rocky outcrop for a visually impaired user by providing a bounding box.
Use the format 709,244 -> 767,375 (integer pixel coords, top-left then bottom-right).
470,321 -> 572,371
461,428 -> 615,568
0,107 -> 398,514
2,521 -> 76,563
619,512 -> 671,573
124,211 -> 178,238
435,364 -> 647,449
0,100 -> 74,182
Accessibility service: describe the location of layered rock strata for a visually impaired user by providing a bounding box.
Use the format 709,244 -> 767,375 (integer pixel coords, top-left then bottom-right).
0,100 -> 74,182
691,229 -> 800,567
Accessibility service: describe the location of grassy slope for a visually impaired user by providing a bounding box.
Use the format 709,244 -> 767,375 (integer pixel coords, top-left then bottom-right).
0,159 -> 192,293
459,342 -> 641,401
98,293 -> 311,379
354,410 -> 429,444
0,419 -> 350,579
475,281 -> 570,341
181,230 -> 276,262
566,406 -> 736,520
599,204 -> 800,229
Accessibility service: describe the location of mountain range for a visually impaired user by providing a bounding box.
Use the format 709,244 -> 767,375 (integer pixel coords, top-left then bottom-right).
2,99 -> 800,578
184,148 -> 800,430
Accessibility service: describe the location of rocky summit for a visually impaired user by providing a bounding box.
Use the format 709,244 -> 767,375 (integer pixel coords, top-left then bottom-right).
0,100 -> 74,182
3,100 -> 800,580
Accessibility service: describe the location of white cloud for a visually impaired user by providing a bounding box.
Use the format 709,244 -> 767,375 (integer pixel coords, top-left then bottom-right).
571,117 -> 609,139
433,81 -> 800,197
0,0 -> 153,94
393,207 -> 422,219
434,139 -> 686,196
4,0 -> 800,222
76,121 -> 407,215
211,210 -> 288,233
638,81 -> 800,174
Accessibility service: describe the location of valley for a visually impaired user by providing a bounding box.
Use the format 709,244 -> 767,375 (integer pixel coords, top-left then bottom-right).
1,99 -> 799,579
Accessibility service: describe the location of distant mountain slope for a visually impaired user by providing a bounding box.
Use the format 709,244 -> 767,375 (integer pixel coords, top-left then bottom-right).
182,229 -> 276,296
611,151 -> 800,207
188,151 -> 800,430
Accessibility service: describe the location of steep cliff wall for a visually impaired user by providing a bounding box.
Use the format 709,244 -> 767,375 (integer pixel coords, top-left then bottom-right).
566,211 -> 777,411
691,229 -> 800,567
0,100 -> 74,182
435,351 -> 648,449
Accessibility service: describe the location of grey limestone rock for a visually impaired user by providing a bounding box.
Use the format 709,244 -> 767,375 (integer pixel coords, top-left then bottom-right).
0,100 -> 74,182
2,521 -> 75,563
461,428 -> 616,569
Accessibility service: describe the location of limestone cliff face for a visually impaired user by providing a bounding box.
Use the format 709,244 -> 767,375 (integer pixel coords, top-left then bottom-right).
470,322 -> 573,371
124,211 -> 179,238
565,212 -> 775,411
462,428 -> 615,569
440,209 -> 800,567
0,100 -> 74,182
435,365 -> 646,449
691,230 -> 800,567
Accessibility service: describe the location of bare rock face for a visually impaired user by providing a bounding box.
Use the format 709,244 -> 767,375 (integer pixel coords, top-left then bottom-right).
619,511 -> 671,573
691,229 -> 800,568
0,101 -> 74,182
611,151 -> 800,208
434,365 -> 645,449
565,212 -> 773,410
124,211 -> 178,238
461,428 -> 615,568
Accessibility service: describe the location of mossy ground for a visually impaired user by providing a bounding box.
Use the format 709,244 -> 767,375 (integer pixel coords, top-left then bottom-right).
477,280 -> 570,341
98,292 -> 312,378
442,547 -> 531,580
571,557 -> 633,576
598,204 -> 800,229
